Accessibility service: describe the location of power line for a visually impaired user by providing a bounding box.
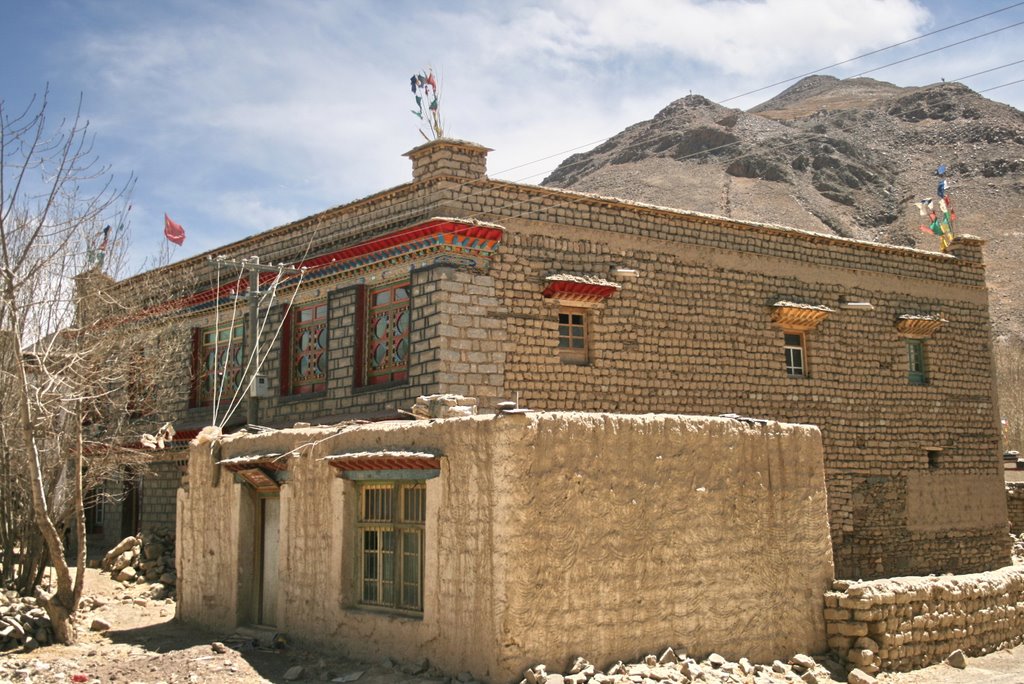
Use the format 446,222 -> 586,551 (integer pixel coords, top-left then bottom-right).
953,58 -> 1024,82
980,77 -> 1024,93
717,1 -> 1024,105
848,19 -> 1024,79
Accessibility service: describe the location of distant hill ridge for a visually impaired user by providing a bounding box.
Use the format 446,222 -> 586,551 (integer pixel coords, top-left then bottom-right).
542,76 -> 1024,340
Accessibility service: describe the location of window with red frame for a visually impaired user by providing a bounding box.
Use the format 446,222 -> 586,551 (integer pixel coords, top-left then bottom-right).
365,281 -> 410,386
196,323 -> 245,406
287,301 -> 327,394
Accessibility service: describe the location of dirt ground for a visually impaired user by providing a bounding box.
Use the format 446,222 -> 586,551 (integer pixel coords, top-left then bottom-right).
2,568 -> 1024,684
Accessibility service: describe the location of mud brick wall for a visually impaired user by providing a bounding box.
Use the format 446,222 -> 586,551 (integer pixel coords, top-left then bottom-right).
824,568 -> 1024,673
1007,483 -> 1024,534
180,413 -> 833,683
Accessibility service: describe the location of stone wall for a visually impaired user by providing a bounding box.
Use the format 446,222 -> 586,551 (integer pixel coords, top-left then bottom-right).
824,567 -> 1024,673
1007,483 -> 1024,534
140,457 -> 185,532
178,412 -> 834,683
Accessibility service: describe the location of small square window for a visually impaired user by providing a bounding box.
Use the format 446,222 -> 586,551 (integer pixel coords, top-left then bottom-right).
558,309 -> 588,364
907,339 -> 927,385
783,332 -> 806,377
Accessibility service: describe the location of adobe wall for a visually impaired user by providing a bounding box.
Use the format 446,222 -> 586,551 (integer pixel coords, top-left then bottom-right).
824,567 -> 1024,673
177,412 -> 833,683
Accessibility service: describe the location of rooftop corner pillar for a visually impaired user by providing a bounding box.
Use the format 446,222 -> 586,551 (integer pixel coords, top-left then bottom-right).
403,139 -> 492,214
945,234 -> 985,264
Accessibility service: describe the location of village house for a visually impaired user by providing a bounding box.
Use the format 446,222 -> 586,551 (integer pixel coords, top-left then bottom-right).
92,138 -> 1010,673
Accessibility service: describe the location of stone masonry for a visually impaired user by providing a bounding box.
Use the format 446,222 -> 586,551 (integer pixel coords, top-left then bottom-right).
824,567 -> 1024,673
119,137 -> 1009,580
1007,482 -> 1024,534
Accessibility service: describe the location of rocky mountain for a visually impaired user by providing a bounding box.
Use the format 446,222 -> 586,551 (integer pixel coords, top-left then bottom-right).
543,76 -> 1024,340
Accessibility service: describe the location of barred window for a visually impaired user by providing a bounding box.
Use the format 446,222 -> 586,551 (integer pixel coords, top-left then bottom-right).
357,481 -> 425,612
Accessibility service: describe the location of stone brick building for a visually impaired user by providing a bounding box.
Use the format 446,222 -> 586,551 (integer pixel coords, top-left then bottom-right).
121,138 -> 1007,580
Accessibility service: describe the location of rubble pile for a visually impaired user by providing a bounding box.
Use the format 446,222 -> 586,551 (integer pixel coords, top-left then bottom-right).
409,394 -> 478,419
0,591 -> 52,652
1012,532 -> 1024,563
100,528 -> 176,590
517,650 -> 848,684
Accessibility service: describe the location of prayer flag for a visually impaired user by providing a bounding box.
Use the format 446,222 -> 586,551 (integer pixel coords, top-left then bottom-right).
164,213 -> 186,245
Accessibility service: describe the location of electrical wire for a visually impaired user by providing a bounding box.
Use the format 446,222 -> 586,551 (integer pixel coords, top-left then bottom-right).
978,77 -> 1024,93
716,1 -> 1024,105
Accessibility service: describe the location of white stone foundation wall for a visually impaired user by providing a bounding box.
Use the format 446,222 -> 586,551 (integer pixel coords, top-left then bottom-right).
824,566 -> 1024,673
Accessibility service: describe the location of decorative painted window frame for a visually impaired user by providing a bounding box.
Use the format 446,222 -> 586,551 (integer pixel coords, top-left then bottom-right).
280,300 -> 328,396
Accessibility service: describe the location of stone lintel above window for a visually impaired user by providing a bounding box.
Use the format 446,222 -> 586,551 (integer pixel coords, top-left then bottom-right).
895,314 -> 947,339
543,273 -> 621,307
771,301 -> 834,332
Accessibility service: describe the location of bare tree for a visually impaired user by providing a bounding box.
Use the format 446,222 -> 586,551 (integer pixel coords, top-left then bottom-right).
0,90 -> 178,643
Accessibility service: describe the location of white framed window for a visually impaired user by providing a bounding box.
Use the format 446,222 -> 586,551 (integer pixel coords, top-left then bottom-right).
784,332 -> 806,377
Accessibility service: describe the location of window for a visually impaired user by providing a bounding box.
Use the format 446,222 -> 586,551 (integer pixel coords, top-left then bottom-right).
197,323 -> 244,406
287,301 -> 327,395
784,332 -> 806,377
365,281 -> 410,386
357,481 -> 425,612
907,339 -> 927,385
558,308 -> 588,364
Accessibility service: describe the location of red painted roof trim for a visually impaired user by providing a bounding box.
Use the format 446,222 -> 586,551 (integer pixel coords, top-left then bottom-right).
161,219 -> 504,314
542,280 -> 620,301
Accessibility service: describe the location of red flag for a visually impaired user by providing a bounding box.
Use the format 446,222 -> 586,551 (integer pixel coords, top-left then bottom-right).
164,213 -> 186,245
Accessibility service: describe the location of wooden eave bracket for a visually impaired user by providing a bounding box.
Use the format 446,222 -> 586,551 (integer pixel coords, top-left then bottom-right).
543,274 -> 621,306
896,314 -> 947,338
218,453 -> 292,492
771,301 -> 834,332
323,451 -> 439,470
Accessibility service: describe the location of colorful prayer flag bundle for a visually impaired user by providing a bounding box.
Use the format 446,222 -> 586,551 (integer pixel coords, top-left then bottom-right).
913,164 -> 955,251
409,68 -> 444,140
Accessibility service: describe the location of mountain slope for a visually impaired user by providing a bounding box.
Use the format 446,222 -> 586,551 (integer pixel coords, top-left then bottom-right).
542,77 -> 1024,339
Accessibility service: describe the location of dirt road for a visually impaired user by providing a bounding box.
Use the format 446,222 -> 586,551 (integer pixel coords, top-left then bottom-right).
2,569 -> 1024,683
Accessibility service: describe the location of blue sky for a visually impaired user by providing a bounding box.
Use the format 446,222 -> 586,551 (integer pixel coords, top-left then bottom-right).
2,0 -> 1022,272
